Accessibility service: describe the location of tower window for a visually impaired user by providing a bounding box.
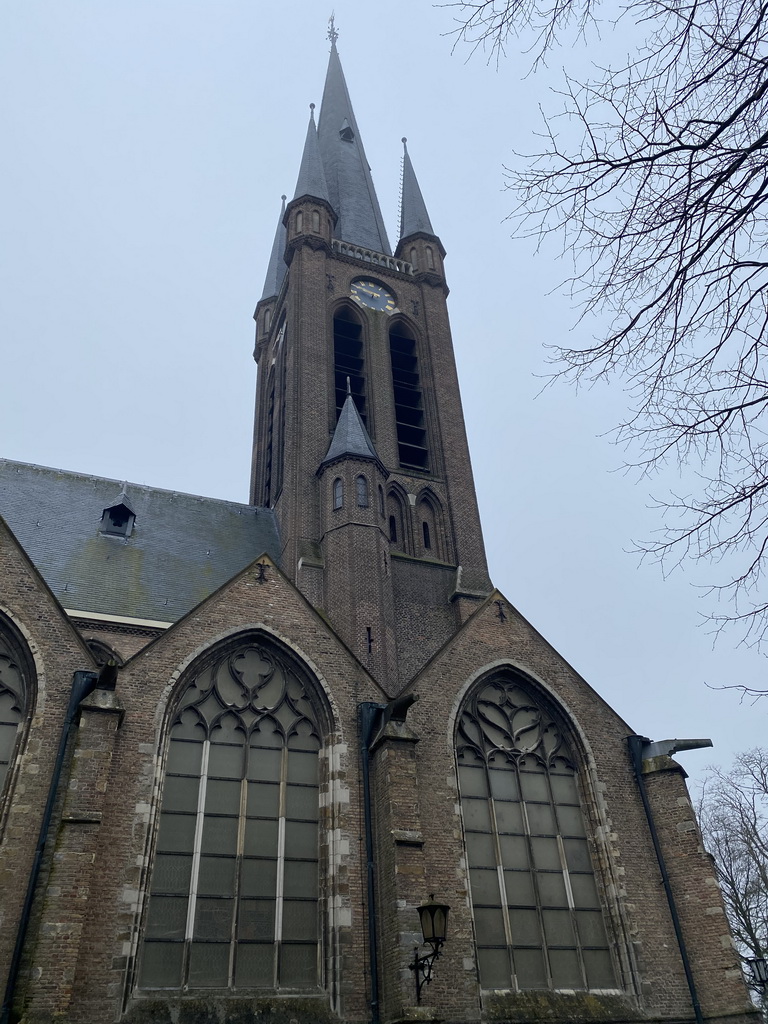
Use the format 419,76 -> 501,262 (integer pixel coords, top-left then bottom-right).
389,322 -> 428,470
356,475 -> 369,508
333,307 -> 367,426
422,521 -> 431,550
333,478 -> 343,510
426,245 -> 435,270
264,307 -> 272,333
296,210 -> 303,233
457,675 -> 615,992
389,516 -> 397,543
378,485 -> 385,518
311,210 -> 320,232
410,247 -> 417,270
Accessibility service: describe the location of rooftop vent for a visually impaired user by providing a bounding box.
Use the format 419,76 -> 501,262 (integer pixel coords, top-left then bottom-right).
339,118 -> 355,143
100,485 -> 136,538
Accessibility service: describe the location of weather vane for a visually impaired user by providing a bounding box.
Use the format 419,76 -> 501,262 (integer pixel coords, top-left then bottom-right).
327,12 -> 339,47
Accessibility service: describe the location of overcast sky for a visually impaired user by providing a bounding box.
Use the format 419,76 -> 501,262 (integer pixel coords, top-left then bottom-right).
1,1 -> 764,784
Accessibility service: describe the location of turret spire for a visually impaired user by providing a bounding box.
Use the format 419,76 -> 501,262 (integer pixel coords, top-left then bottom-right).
321,392 -> 381,467
399,138 -> 434,240
293,105 -> 331,204
316,44 -> 391,254
260,195 -> 288,300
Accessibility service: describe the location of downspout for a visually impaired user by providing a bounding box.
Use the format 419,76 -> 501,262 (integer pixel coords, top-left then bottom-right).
627,734 -> 705,1024
359,701 -> 386,1024
1,666 -> 111,1024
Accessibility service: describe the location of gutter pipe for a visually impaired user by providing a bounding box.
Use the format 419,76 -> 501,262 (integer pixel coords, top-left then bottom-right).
359,701 -> 386,1024
627,734 -> 705,1024
1,668 -> 105,1024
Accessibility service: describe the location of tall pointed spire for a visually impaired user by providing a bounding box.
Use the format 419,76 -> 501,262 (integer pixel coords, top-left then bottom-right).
316,34 -> 391,255
260,195 -> 288,300
399,138 -> 434,240
293,104 -> 330,204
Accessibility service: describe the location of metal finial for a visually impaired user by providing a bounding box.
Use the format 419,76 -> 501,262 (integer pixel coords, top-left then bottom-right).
346,376 -> 351,396
281,194 -> 287,202
402,137 -> 408,148
328,12 -> 338,47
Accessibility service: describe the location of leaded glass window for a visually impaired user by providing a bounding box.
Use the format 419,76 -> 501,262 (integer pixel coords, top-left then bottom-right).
457,676 -> 615,992
0,621 -> 29,805
139,641 -> 324,991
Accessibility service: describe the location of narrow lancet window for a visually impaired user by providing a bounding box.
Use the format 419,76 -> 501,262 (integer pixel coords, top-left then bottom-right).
356,475 -> 369,507
333,307 -> 367,425
389,322 -> 428,470
333,478 -> 344,510
0,617 -> 32,811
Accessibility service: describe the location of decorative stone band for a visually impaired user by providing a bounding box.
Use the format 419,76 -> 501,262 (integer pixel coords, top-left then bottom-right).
332,239 -> 414,275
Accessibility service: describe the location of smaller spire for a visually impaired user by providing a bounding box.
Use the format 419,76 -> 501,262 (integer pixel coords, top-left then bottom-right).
399,138 -> 435,240
322,393 -> 381,467
294,106 -> 331,204
260,195 -> 288,301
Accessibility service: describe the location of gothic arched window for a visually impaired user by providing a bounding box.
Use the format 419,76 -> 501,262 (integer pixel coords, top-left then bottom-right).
0,616 -> 32,812
333,306 -> 367,425
457,674 -> 615,993
389,322 -> 428,470
333,478 -> 344,510
356,475 -> 369,508
139,640 -> 326,992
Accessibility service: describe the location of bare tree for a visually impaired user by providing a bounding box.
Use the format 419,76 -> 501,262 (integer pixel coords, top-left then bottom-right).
699,749 -> 768,1010
447,0 -> 768,646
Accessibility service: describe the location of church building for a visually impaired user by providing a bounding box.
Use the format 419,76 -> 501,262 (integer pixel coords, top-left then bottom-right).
0,34 -> 758,1024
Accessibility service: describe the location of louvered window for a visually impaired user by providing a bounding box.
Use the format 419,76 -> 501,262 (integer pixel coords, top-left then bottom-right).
389,323 -> 428,470
333,308 -> 366,425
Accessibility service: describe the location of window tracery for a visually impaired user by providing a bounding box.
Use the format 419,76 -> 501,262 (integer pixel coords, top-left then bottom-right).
139,640 -> 324,992
457,675 -> 615,992
0,618 -> 31,809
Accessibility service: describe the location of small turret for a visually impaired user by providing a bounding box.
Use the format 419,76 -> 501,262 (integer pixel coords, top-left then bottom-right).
285,105 -> 336,261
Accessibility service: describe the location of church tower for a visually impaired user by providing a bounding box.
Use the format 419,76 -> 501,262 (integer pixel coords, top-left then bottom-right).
250,36 -> 491,686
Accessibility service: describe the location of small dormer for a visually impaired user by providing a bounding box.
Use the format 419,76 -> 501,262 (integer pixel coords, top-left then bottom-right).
100,487 -> 136,538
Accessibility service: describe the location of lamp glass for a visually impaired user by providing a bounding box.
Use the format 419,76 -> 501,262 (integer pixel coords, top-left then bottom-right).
749,956 -> 768,984
418,897 -> 450,948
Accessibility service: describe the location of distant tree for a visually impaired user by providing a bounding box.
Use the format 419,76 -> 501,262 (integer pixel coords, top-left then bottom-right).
447,0 -> 768,647
699,749 -> 768,1010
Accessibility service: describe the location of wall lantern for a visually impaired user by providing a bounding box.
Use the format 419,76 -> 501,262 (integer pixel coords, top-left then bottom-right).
408,894 -> 450,1003
748,957 -> 768,986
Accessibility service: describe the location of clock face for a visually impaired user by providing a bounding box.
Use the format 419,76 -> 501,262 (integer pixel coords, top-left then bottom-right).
350,279 -> 396,313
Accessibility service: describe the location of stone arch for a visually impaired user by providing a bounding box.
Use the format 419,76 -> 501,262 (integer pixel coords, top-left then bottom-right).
0,610 -> 36,826
386,482 -> 410,554
454,663 -> 625,995
136,630 -> 337,994
415,487 -> 447,560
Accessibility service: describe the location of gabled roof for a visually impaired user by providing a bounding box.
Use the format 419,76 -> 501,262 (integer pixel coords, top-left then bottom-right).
321,393 -> 380,466
399,138 -> 435,240
260,195 -> 288,301
294,106 -> 331,205
0,460 -> 281,623
316,42 -> 391,255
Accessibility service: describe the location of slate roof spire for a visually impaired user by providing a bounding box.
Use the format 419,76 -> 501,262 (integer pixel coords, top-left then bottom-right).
316,37 -> 391,255
321,391 -> 382,467
399,138 -> 435,240
293,104 -> 331,204
260,195 -> 288,301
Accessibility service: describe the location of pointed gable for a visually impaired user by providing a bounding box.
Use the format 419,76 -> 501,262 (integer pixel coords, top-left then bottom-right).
316,43 -> 391,255
399,138 -> 435,240
294,106 -> 331,205
321,392 -> 381,467
260,196 -> 288,301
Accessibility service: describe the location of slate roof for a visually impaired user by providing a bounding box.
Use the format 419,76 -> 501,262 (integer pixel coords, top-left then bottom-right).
260,196 -> 288,301
316,43 -> 391,255
322,393 -> 381,466
400,140 -> 435,240
0,460 -> 281,623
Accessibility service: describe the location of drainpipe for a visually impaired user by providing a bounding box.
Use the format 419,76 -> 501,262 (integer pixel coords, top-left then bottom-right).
359,702 -> 386,1024
627,734 -> 709,1024
1,666 -> 112,1024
